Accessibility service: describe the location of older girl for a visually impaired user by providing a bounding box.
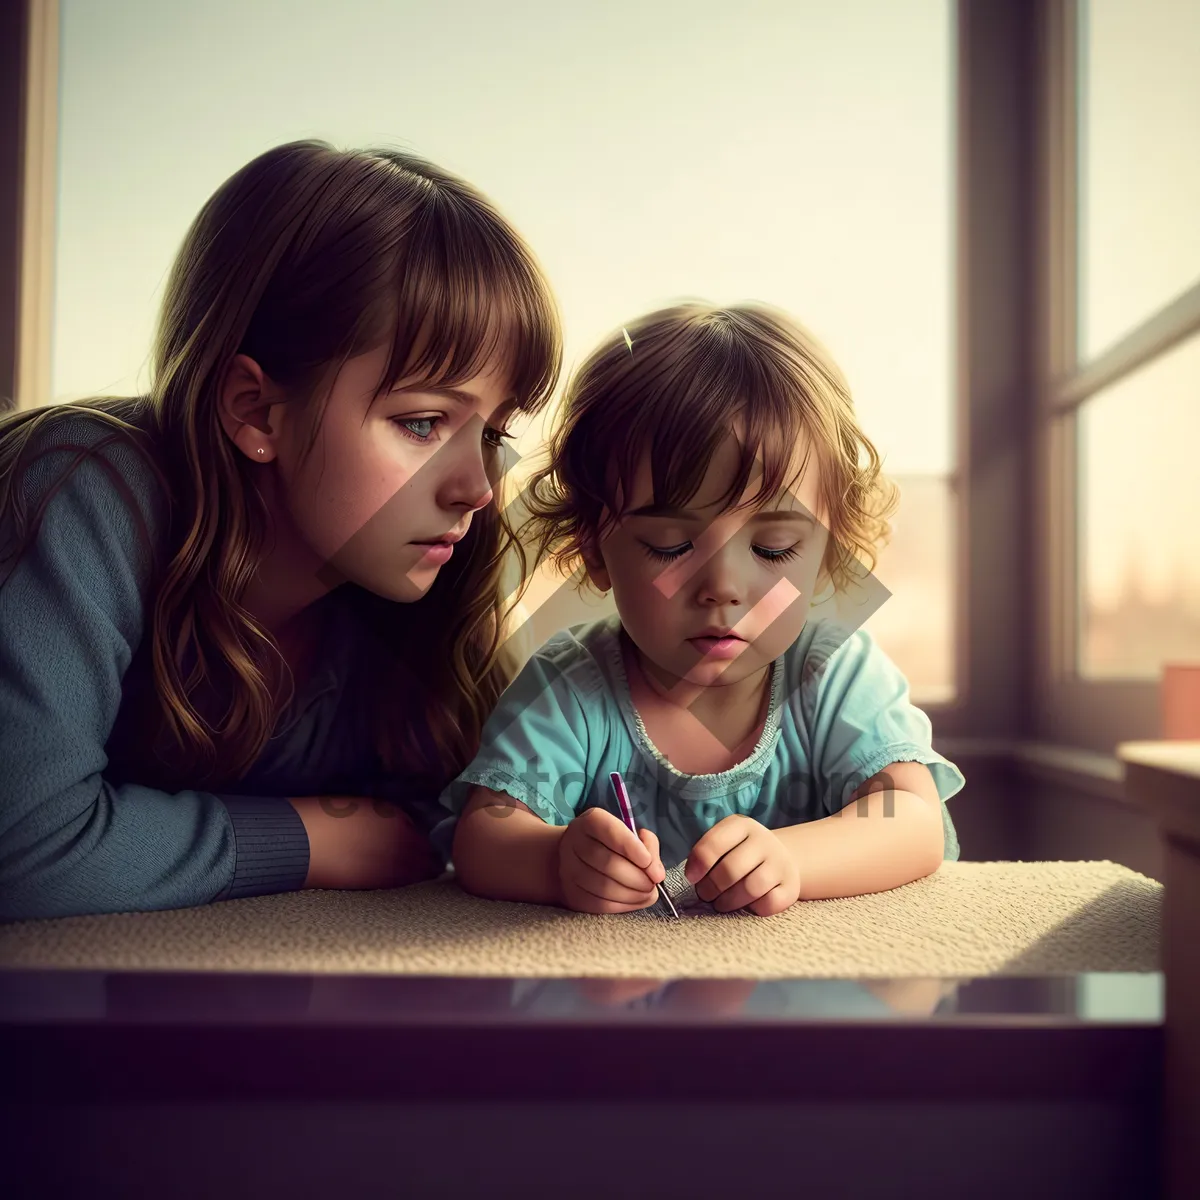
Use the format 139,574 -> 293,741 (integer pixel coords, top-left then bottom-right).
0,140 -> 560,922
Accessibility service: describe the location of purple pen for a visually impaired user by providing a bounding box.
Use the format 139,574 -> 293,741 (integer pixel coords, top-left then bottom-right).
609,771 -> 680,920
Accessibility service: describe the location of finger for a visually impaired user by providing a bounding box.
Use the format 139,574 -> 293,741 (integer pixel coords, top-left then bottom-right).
748,885 -> 795,917
638,829 -> 666,883
565,879 -> 662,914
574,838 -> 657,892
695,840 -> 767,901
581,808 -> 652,867
568,859 -> 658,906
712,861 -> 780,912
567,888 -> 662,915
685,818 -> 749,884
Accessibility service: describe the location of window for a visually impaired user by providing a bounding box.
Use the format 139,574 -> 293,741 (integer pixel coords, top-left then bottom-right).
51,0 -> 958,701
1036,0 -> 1200,748
1076,0 -> 1200,361
1078,334 -> 1200,679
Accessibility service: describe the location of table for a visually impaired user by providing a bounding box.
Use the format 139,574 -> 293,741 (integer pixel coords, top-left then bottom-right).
0,851 -> 1165,1200
0,966 -> 1163,1198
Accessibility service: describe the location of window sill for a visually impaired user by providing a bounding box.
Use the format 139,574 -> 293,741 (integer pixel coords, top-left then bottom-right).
935,738 -> 1127,805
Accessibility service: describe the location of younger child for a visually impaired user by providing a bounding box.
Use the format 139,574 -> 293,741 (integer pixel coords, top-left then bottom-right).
437,301 -> 963,916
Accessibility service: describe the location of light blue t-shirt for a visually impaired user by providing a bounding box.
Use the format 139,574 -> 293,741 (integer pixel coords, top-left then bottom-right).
434,612 -> 963,868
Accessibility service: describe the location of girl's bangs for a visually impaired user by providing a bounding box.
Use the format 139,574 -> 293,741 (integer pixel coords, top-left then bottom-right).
380,202 -> 558,413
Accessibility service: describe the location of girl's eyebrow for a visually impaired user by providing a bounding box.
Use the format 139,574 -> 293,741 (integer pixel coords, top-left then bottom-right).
392,385 -> 520,417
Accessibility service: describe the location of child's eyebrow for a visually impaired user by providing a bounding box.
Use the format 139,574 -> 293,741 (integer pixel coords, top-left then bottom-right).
627,503 -> 815,528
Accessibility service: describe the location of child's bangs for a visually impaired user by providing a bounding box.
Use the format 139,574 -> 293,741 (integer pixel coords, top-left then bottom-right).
605,328 -> 812,527
379,200 -> 559,415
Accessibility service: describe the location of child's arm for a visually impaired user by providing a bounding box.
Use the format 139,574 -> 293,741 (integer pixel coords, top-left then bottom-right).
769,621 -> 965,900
685,762 -> 946,914
771,760 -> 946,899
451,785 -> 567,905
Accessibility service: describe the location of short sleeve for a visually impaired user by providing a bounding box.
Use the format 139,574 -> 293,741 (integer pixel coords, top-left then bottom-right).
799,625 -> 964,858
436,639 -> 593,830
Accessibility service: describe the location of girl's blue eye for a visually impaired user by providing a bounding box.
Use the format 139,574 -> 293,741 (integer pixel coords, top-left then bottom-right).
640,541 -> 802,565
393,416 -> 514,449
395,416 -> 439,441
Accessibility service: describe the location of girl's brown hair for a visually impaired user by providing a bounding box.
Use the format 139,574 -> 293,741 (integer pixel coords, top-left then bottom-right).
0,139 -> 561,794
518,300 -> 896,597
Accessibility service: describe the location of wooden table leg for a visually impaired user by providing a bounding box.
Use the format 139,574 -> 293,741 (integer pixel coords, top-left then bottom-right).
1120,741 -> 1200,1200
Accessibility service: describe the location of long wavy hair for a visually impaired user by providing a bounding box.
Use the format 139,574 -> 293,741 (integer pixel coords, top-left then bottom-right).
518,300 -> 897,599
0,140 -> 561,794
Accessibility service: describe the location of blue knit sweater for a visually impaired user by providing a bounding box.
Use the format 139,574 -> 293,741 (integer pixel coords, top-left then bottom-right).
0,411 -> 438,922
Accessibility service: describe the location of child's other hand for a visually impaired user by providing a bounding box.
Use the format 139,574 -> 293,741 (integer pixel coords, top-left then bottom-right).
685,815 -> 800,916
575,977 -> 666,1006
557,808 -> 666,914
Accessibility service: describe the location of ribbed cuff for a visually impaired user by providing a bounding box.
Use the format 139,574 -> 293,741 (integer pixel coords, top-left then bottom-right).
217,794 -> 311,900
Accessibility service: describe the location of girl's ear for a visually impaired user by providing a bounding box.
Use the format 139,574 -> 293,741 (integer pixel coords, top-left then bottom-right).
218,354 -> 285,463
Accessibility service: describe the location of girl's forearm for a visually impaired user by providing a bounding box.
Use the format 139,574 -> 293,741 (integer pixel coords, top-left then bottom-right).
287,795 -> 441,890
774,789 -> 945,900
452,802 -> 566,906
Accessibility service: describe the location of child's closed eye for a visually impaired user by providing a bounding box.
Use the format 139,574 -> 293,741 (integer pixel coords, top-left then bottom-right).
639,540 -> 802,564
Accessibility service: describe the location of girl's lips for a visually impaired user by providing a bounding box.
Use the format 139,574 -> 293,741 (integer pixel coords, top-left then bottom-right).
412,541 -> 453,564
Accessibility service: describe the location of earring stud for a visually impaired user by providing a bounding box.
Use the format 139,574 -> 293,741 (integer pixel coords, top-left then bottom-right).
256,447 -> 265,456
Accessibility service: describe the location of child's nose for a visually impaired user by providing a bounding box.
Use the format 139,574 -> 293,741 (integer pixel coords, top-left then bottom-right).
694,549 -> 746,605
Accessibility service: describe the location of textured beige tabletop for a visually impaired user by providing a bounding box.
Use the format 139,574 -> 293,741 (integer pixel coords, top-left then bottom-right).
0,860 -> 1161,979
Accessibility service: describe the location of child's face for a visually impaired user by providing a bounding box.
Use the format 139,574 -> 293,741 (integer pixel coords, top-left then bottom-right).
584,428 -> 828,688
270,342 -> 518,603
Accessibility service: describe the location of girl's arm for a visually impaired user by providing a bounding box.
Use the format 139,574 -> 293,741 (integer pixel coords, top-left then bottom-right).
0,425 -> 310,922
450,785 -> 566,905
288,795 -> 442,890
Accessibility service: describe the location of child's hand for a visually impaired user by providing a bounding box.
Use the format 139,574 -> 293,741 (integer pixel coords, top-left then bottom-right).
685,815 -> 800,916
575,977 -> 666,1006
556,808 -> 666,914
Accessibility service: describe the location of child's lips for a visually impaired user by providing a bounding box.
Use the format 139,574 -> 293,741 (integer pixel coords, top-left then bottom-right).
687,634 -> 747,658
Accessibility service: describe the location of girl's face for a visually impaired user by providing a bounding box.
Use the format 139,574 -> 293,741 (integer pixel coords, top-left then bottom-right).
235,342 -> 518,606
583,428 -> 828,690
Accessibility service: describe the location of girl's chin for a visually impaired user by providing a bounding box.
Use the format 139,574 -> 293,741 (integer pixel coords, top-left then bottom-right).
355,570 -> 437,604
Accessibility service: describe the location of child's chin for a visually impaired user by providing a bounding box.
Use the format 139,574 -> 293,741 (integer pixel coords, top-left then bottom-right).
681,659 -> 749,685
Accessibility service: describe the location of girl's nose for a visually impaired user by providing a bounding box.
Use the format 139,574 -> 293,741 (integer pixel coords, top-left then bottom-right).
435,421 -> 495,512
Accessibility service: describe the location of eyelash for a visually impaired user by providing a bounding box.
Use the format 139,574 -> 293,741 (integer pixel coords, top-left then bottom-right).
640,541 -> 802,565
393,415 -> 514,448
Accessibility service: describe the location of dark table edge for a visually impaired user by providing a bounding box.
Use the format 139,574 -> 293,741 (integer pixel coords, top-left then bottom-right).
1,1020 -> 1162,1105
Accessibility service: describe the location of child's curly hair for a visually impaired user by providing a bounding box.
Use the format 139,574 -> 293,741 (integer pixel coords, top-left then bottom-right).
516,300 -> 898,599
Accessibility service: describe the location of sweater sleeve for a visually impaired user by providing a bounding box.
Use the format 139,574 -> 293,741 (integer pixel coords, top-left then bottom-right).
0,418 -> 309,922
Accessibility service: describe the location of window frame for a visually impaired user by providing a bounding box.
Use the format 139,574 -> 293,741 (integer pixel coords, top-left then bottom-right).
1031,0 -> 1200,754
2,0 -> 57,415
